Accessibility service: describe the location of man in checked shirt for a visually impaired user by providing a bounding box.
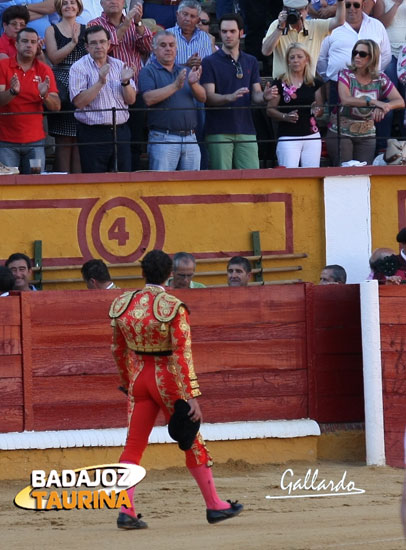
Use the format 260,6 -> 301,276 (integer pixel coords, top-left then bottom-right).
88,0 -> 152,170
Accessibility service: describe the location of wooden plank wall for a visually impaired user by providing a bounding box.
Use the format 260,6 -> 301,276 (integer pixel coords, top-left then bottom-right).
309,284 -> 364,423
379,286 -> 406,468
0,284 -> 365,434
174,285 -> 308,423
0,296 -> 23,432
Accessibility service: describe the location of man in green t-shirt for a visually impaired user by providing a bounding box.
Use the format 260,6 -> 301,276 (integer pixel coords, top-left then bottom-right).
168,252 -> 206,289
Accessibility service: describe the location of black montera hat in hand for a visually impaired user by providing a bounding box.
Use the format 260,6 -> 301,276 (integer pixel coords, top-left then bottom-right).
168,399 -> 200,451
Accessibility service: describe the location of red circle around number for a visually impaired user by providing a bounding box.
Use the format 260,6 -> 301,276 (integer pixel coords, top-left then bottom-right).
92,197 -> 151,262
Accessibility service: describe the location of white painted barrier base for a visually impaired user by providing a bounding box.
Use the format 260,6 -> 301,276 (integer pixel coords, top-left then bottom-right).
0,419 -> 321,451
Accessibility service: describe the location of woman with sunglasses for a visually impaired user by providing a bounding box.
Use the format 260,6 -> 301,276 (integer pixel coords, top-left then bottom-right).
326,39 -> 404,165
266,42 -> 325,168
197,10 -> 217,53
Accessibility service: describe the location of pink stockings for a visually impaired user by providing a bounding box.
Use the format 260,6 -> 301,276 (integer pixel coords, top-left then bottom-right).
120,464 -> 230,517
188,464 -> 230,510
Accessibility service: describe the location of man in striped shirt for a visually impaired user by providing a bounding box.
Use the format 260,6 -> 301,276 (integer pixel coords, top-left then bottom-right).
88,0 -> 153,170
165,0 -> 212,169
69,25 -> 136,172
166,0 -> 212,67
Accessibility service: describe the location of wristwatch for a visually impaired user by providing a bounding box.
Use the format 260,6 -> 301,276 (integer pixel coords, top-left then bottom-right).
136,20 -> 143,27
121,80 -> 130,86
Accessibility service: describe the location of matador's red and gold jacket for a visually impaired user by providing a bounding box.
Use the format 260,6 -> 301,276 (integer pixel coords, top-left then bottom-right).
109,284 -> 201,401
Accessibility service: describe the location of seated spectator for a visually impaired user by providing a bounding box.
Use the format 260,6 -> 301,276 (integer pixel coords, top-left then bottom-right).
308,0 -> 337,19
266,43 -> 324,168
227,256 -> 252,287
0,27 -> 60,174
139,30 -> 205,171
167,252 -> 205,289
326,39 -> 404,166
45,0 -> 87,174
261,0 -> 345,79
0,265 -> 15,296
197,9 -> 216,53
69,25 -> 136,173
0,0 -> 56,39
0,5 -> 29,60
81,259 -> 118,289
201,13 -> 276,170
319,264 -> 347,284
5,252 -> 37,291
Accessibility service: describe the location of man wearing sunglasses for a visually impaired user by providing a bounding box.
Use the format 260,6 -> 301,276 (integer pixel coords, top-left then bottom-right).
317,0 -> 391,107
262,0 -> 345,78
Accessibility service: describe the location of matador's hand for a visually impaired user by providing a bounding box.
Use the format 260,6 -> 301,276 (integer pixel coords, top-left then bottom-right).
187,398 -> 203,423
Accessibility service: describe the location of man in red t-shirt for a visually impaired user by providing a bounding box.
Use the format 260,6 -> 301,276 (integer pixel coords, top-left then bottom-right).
0,27 -> 60,174
0,5 -> 30,61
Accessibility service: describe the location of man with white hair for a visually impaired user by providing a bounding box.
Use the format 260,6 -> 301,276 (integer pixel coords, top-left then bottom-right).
139,30 -> 206,171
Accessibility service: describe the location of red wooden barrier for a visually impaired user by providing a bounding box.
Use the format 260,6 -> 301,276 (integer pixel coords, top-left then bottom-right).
0,296 -> 23,432
309,284 -> 364,422
379,286 -> 406,467
0,285 -> 364,434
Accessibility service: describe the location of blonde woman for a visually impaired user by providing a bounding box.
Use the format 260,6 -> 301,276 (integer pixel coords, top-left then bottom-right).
45,0 -> 86,172
327,39 -> 404,165
266,43 -> 324,168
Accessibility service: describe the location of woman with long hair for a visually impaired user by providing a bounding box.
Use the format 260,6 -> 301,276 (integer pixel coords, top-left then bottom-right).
326,39 -> 404,166
266,42 -> 324,168
45,0 -> 86,173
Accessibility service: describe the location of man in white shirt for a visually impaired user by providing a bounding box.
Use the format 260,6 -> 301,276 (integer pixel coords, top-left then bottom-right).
316,0 -> 391,107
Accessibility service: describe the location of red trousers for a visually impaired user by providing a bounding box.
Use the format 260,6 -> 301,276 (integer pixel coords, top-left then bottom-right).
120,357 -> 211,468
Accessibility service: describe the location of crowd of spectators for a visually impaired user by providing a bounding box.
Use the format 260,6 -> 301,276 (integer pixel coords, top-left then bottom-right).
1,0 -> 406,173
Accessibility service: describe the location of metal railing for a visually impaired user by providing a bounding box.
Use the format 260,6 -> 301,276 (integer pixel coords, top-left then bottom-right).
0,101 -> 402,171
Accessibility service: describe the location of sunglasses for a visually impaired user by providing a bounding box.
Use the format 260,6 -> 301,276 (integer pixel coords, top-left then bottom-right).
231,59 -> 243,79
199,18 -> 210,25
346,2 -> 361,7
352,49 -> 369,58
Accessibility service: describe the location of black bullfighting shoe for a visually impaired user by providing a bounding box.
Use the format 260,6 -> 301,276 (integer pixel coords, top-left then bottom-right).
117,512 -> 148,529
206,500 -> 243,524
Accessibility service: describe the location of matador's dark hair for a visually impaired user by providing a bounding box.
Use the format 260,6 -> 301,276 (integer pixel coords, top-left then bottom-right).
141,250 -> 173,285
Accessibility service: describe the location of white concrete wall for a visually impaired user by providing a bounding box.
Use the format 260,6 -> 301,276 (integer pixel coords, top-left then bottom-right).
324,176 -> 371,283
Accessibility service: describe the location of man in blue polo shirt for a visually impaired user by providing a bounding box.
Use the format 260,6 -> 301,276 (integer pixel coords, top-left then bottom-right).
201,13 -> 276,170
138,30 -> 206,171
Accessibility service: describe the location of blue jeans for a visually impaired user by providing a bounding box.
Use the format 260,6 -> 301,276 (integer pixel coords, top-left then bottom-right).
147,130 -> 200,171
0,139 -> 45,174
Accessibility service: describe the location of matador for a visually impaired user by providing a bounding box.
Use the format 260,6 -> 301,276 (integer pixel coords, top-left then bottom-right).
109,249 -> 243,529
